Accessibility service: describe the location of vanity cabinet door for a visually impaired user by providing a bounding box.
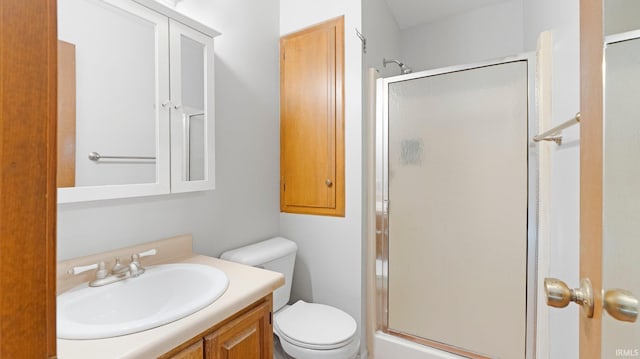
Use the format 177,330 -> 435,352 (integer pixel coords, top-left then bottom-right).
170,340 -> 204,359
169,19 -> 215,193
204,301 -> 273,359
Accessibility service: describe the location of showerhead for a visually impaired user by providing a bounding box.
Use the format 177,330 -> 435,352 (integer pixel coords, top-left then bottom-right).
383,58 -> 412,75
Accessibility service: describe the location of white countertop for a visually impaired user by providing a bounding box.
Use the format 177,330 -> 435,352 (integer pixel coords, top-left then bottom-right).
57,255 -> 284,359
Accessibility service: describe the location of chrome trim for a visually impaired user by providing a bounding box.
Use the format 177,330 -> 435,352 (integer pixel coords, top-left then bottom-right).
375,53 -> 539,359
375,75 -> 389,330
525,52 -> 540,359
605,29 -> 640,45
380,53 -> 536,84
388,329 -> 493,359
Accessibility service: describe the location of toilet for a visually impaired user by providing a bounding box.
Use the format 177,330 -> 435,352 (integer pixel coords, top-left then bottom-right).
220,237 -> 360,359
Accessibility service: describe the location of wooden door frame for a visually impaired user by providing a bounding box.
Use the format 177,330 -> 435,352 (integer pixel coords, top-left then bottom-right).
0,0 -> 57,357
580,0 -> 603,357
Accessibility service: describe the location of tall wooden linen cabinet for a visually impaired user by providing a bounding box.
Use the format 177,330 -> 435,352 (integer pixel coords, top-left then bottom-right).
280,16 -> 345,217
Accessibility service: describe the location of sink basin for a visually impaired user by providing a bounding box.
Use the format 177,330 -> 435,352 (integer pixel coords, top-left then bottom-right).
57,263 -> 228,340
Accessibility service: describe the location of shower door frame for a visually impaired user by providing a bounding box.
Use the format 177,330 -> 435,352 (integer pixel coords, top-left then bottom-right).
375,53 -> 539,359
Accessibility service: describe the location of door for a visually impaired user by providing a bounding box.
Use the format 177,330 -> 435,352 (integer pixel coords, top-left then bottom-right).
169,18 -> 216,193
378,56 -> 535,358
582,0 -> 640,357
545,1 -> 640,358
280,16 -> 345,217
0,0 -> 57,357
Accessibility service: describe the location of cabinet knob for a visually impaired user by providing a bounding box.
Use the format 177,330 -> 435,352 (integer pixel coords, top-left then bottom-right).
325,179 -> 333,187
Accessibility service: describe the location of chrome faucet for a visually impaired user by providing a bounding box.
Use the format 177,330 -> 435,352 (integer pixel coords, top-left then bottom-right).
67,248 -> 157,287
110,257 -> 129,275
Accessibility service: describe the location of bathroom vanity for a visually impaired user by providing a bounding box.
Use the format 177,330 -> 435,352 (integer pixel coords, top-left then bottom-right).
160,295 -> 273,359
56,235 -> 284,358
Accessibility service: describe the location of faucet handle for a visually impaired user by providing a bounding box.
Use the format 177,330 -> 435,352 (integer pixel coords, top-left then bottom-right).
131,248 -> 157,264
139,248 -> 157,258
68,261 -> 108,279
68,262 -> 97,275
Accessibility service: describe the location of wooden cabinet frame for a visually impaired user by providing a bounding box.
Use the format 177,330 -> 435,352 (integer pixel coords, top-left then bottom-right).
0,0 -> 58,357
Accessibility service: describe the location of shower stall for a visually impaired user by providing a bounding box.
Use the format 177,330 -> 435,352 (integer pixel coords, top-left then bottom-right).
372,55 -> 538,358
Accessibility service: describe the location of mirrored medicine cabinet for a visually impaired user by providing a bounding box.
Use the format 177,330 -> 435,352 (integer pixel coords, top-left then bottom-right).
57,0 -> 218,203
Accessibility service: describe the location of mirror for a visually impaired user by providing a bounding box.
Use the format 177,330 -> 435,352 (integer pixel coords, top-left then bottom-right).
57,0 -> 216,202
169,19 -> 215,193
181,37 -> 206,182
604,0 -> 640,36
602,1 -> 640,356
57,0 -> 165,189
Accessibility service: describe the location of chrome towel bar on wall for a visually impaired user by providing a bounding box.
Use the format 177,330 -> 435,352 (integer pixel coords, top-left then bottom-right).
533,112 -> 581,145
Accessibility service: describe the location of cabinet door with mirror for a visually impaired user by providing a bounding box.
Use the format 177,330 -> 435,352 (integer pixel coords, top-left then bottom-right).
57,0 -> 218,203
169,19 -> 215,193
600,0 -> 640,356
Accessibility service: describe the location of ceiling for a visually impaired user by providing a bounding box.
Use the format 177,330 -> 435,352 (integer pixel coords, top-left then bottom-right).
384,0 -> 511,29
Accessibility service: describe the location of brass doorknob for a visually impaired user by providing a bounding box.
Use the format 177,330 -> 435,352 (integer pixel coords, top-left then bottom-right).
544,278 -> 594,318
603,289 -> 639,323
325,179 -> 333,187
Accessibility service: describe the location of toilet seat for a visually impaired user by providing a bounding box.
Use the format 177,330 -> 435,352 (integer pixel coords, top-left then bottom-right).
274,300 -> 357,350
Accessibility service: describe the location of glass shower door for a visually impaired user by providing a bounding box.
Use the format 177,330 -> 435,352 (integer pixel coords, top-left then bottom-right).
382,60 -> 531,358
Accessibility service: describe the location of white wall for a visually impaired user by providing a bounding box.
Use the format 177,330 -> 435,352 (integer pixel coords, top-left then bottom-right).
399,0 -> 524,71
279,0 -> 364,356
363,0 -> 402,78
523,1 -> 581,358
58,0 -> 281,260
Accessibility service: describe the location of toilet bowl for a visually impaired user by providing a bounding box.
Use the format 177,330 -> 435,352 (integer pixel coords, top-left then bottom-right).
220,237 -> 360,359
274,301 -> 359,359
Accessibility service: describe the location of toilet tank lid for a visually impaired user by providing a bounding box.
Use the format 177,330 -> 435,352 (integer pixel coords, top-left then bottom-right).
220,237 -> 297,266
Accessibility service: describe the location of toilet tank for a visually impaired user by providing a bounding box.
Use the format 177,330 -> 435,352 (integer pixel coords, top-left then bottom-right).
220,237 -> 297,311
